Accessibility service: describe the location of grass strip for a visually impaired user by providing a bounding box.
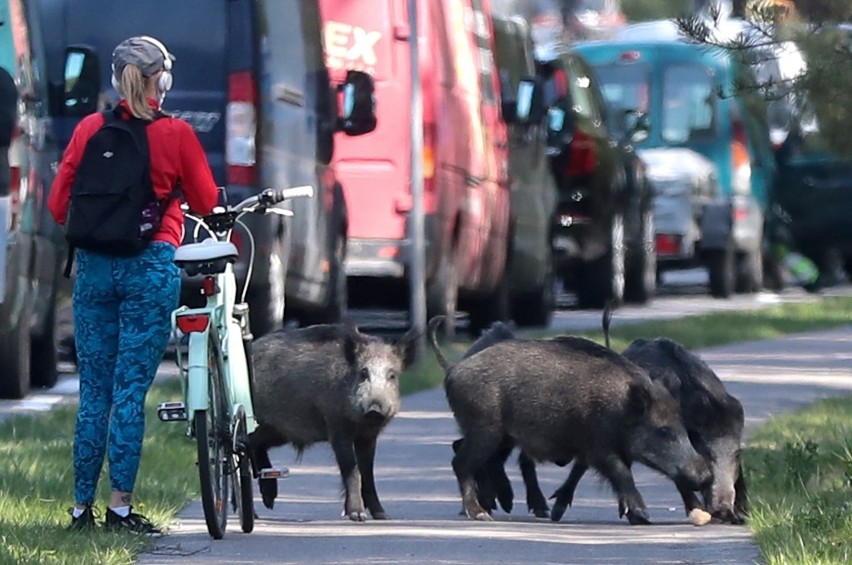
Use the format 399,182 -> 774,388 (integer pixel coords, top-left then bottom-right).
0,295 -> 850,563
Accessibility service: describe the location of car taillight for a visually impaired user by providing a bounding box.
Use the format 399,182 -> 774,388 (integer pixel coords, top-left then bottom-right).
731,119 -> 751,195
227,71 -> 257,186
656,234 -> 682,256
563,130 -> 597,178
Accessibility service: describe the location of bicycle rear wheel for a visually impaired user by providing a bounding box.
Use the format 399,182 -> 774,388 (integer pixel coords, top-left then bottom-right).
196,342 -> 229,539
232,452 -> 255,533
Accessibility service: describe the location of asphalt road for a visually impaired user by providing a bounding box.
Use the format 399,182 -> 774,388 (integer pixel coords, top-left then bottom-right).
137,325 -> 852,565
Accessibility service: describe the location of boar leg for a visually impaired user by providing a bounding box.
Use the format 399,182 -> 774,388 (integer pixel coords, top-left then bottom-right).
355,434 -> 388,520
550,460 -> 588,522
488,441 -> 515,513
733,463 -> 749,523
249,425 -> 286,510
596,456 -> 651,525
518,452 -> 549,518
675,479 -> 706,517
330,434 -> 367,521
452,430 -> 504,521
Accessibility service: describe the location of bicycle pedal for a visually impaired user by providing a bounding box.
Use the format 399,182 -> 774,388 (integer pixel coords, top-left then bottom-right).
259,467 -> 290,480
157,401 -> 187,422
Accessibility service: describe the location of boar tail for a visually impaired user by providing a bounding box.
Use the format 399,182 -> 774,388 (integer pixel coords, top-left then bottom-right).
602,300 -> 614,350
427,315 -> 453,372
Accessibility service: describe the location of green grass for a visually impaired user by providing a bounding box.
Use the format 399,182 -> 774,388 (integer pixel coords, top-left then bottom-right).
1,295 -> 851,563
742,396 -> 852,564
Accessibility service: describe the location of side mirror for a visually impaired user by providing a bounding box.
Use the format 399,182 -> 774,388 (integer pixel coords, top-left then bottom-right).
337,70 -> 377,136
514,77 -> 543,124
545,103 -> 576,154
625,109 -> 650,144
62,45 -> 100,117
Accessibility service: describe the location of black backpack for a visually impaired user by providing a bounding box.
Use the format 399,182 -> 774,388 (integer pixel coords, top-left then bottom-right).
63,106 -> 177,276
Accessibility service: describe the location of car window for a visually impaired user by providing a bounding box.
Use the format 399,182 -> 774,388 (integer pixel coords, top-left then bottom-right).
567,58 -> 599,122
661,63 -> 716,144
593,63 -> 650,114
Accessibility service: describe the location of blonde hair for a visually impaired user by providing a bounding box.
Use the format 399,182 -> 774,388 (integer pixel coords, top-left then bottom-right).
119,64 -> 156,121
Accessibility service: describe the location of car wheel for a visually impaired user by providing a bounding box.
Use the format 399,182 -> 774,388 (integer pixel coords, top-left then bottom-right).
762,249 -> 787,292
576,213 -> 625,309
249,233 -> 286,337
706,243 -> 735,298
300,233 -> 347,325
0,298 -> 32,399
624,209 -> 656,305
30,301 -> 58,389
468,264 -> 511,335
512,252 -> 555,328
426,248 -> 458,340
735,247 -> 763,294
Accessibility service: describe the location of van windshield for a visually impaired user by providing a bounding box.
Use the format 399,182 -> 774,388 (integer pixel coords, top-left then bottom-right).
592,63 -> 650,114
661,64 -> 716,144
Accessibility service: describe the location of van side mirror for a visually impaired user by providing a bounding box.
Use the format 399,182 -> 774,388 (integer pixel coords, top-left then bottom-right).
337,70 -> 376,136
625,109 -> 650,144
62,45 -> 100,117
513,77 -> 543,124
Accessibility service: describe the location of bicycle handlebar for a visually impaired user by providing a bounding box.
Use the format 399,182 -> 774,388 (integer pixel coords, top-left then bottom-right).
232,185 -> 315,213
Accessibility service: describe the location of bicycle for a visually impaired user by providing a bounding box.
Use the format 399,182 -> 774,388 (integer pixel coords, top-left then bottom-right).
157,185 -> 313,539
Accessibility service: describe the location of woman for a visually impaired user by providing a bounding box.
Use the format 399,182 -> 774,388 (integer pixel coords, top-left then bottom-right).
48,36 -> 219,535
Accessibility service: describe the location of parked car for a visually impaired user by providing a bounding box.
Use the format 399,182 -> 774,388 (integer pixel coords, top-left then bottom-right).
38,0 -> 375,336
320,0 -> 512,336
772,124 -> 852,279
535,45 -> 657,308
575,24 -> 777,297
0,0 -> 65,399
490,13 -> 558,327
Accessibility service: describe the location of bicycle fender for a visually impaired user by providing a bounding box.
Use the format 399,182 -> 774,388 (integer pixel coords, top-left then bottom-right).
186,330 -> 210,417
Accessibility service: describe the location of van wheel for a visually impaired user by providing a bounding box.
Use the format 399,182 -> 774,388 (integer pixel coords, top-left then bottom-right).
513,252 -> 555,328
624,209 -> 656,305
30,302 -> 58,389
301,234 -> 347,325
0,298 -> 32,399
707,244 -> 735,298
426,250 -> 458,340
577,214 -> 625,309
468,266 -> 511,335
735,247 -> 763,294
250,235 -> 286,337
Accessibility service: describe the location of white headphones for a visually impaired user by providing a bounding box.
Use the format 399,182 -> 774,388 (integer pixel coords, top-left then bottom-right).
111,35 -> 174,93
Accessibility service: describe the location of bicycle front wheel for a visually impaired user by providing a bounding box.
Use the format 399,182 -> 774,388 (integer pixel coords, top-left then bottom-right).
196,344 -> 229,539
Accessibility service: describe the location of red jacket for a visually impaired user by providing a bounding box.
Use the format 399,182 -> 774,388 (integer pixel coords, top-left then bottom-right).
48,99 -> 219,248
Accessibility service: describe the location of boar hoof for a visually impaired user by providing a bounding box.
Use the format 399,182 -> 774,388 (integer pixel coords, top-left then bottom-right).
626,508 -> 652,525
688,508 -> 713,526
532,507 -> 550,519
473,511 -> 493,521
346,511 -> 368,522
550,503 -> 567,522
371,510 -> 390,520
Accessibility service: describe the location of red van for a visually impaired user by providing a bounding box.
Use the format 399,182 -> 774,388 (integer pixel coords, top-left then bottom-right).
320,0 -> 511,334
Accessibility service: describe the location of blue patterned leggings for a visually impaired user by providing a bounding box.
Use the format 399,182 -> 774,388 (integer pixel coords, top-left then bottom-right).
72,242 -> 180,505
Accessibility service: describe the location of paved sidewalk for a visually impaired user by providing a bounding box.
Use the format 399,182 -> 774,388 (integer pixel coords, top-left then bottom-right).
138,325 -> 852,565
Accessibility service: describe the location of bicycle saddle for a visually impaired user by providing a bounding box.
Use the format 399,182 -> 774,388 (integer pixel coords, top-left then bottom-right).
174,239 -> 238,275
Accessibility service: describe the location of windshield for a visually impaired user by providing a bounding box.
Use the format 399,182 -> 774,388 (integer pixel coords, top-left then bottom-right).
661,64 -> 716,144
592,63 -> 650,114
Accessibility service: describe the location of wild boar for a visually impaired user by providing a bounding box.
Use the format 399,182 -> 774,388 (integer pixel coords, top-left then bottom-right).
428,316 -> 712,524
248,323 -> 418,521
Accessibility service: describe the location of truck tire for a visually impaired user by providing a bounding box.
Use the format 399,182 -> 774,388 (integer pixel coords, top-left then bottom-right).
30,301 -> 58,389
624,209 -> 656,305
426,250 -> 458,340
300,234 -> 347,325
0,299 -> 32,399
512,252 -> 555,328
735,247 -> 763,294
577,214 -> 625,309
706,244 -> 735,298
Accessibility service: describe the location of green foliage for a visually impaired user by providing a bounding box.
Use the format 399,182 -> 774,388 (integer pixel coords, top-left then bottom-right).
744,396 -> 852,564
621,0 -> 691,22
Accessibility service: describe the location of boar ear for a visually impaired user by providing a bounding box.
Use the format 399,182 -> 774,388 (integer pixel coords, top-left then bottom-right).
686,395 -> 714,427
395,326 -> 421,369
343,323 -> 363,366
627,381 -> 653,417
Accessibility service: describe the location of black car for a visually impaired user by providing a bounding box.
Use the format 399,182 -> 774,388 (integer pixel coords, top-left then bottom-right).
772,125 -> 852,280
536,46 -> 656,308
0,0 -> 66,398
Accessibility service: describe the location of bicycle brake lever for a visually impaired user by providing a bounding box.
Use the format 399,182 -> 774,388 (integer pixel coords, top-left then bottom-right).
267,208 -> 294,217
